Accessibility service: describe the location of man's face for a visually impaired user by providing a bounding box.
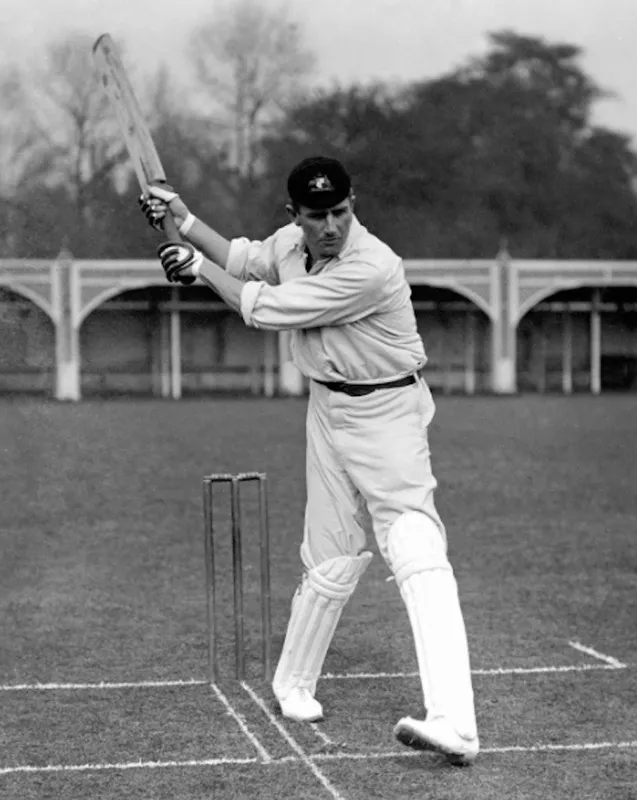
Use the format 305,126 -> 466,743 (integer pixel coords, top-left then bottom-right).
290,195 -> 355,260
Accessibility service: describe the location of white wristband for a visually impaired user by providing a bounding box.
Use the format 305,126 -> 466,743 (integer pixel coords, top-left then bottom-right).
191,251 -> 203,278
179,212 -> 196,235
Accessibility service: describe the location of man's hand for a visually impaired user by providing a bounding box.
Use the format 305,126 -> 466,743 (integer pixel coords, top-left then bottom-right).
157,241 -> 203,285
139,182 -> 190,232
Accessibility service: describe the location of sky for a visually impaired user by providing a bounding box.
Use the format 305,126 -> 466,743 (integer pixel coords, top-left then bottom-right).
1,0 -> 635,140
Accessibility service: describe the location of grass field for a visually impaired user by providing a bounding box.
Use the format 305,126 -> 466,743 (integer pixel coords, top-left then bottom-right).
1,394 -> 636,800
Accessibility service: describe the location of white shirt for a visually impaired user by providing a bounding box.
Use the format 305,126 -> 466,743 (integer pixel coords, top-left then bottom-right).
226,216 -> 427,383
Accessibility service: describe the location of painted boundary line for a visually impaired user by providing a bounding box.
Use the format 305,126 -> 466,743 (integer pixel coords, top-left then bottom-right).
2,740 -> 636,776
1,660 -> 628,693
241,681 -> 346,800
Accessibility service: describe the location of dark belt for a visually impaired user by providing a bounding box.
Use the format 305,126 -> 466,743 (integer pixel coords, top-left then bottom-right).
313,374 -> 416,397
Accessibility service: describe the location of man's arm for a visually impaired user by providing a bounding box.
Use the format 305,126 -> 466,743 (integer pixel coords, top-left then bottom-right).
141,183 -> 279,284
191,259 -> 384,330
180,218 -> 231,270
156,245 -> 386,331
197,259 -> 244,312
240,262 -> 387,330
140,183 -> 232,268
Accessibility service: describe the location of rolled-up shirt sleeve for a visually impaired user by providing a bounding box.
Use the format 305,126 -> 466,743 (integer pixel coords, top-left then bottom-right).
239,281 -> 265,326
240,262 -> 386,330
226,235 -> 280,285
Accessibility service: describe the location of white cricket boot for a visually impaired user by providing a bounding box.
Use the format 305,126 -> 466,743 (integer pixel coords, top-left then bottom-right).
273,552 -> 373,721
394,716 -> 479,766
278,687 -> 324,722
387,512 -> 479,765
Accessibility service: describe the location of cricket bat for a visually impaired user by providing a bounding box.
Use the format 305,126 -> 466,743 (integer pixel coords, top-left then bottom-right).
92,33 -> 182,244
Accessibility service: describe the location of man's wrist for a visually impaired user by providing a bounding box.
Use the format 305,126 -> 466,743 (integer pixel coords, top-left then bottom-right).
179,212 -> 196,235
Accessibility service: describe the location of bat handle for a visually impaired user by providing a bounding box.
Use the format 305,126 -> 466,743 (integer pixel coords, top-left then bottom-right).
162,212 -> 182,241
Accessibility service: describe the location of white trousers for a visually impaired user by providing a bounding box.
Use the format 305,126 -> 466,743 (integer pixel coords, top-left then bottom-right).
301,377 -> 445,569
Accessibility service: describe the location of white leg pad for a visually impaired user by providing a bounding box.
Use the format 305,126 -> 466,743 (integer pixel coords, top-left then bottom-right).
273,551 -> 373,699
387,512 -> 477,739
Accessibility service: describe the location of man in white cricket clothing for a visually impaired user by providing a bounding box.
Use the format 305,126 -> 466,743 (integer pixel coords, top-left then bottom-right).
139,156 -> 479,765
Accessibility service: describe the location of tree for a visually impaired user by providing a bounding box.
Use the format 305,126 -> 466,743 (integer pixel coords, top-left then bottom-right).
0,66 -> 40,255
262,30 -> 637,258
142,64 -> 244,240
4,27 -> 636,260
188,0 -> 315,228
260,83 -> 409,234
560,127 -> 637,258
261,78 -> 500,256
29,33 -> 128,254
0,33 -> 131,257
423,30 -> 637,257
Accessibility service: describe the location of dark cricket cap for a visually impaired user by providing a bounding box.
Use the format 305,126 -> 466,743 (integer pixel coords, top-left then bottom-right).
287,156 -> 352,210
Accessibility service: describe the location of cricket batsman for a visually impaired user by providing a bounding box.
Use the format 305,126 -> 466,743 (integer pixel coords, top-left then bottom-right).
138,156 -> 479,765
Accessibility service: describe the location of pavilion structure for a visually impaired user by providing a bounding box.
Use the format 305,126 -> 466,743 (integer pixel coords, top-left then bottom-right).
1,250 -> 637,400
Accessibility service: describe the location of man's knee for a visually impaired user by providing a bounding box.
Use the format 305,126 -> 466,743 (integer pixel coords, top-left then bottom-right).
386,511 -> 451,586
304,552 -> 374,600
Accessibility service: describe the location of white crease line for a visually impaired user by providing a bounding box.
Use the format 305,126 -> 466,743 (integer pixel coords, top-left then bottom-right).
0,679 -> 207,692
310,723 -> 336,747
313,741 -> 637,760
322,663 -> 625,680
1,661 -> 629,693
472,664 -> 624,675
4,741 -> 636,775
321,671 -> 419,681
241,682 -> 346,800
0,757 -> 263,775
6,741 -> 637,776
211,683 -> 272,764
568,641 -> 627,668
484,741 -> 637,754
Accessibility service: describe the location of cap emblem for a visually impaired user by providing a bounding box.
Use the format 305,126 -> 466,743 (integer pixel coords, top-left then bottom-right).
308,174 -> 334,192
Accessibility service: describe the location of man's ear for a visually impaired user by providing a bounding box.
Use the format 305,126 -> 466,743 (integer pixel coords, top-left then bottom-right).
349,192 -> 356,212
286,204 -> 301,226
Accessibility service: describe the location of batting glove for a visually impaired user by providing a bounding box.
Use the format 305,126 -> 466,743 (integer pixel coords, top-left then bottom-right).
157,241 -> 202,286
138,183 -> 180,232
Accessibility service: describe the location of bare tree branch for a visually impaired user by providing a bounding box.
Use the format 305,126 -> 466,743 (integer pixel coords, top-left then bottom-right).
188,0 -> 315,179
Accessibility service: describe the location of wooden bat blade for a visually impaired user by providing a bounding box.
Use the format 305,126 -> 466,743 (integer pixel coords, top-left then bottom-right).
92,33 -> 166,191
93,33 -> 183,247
